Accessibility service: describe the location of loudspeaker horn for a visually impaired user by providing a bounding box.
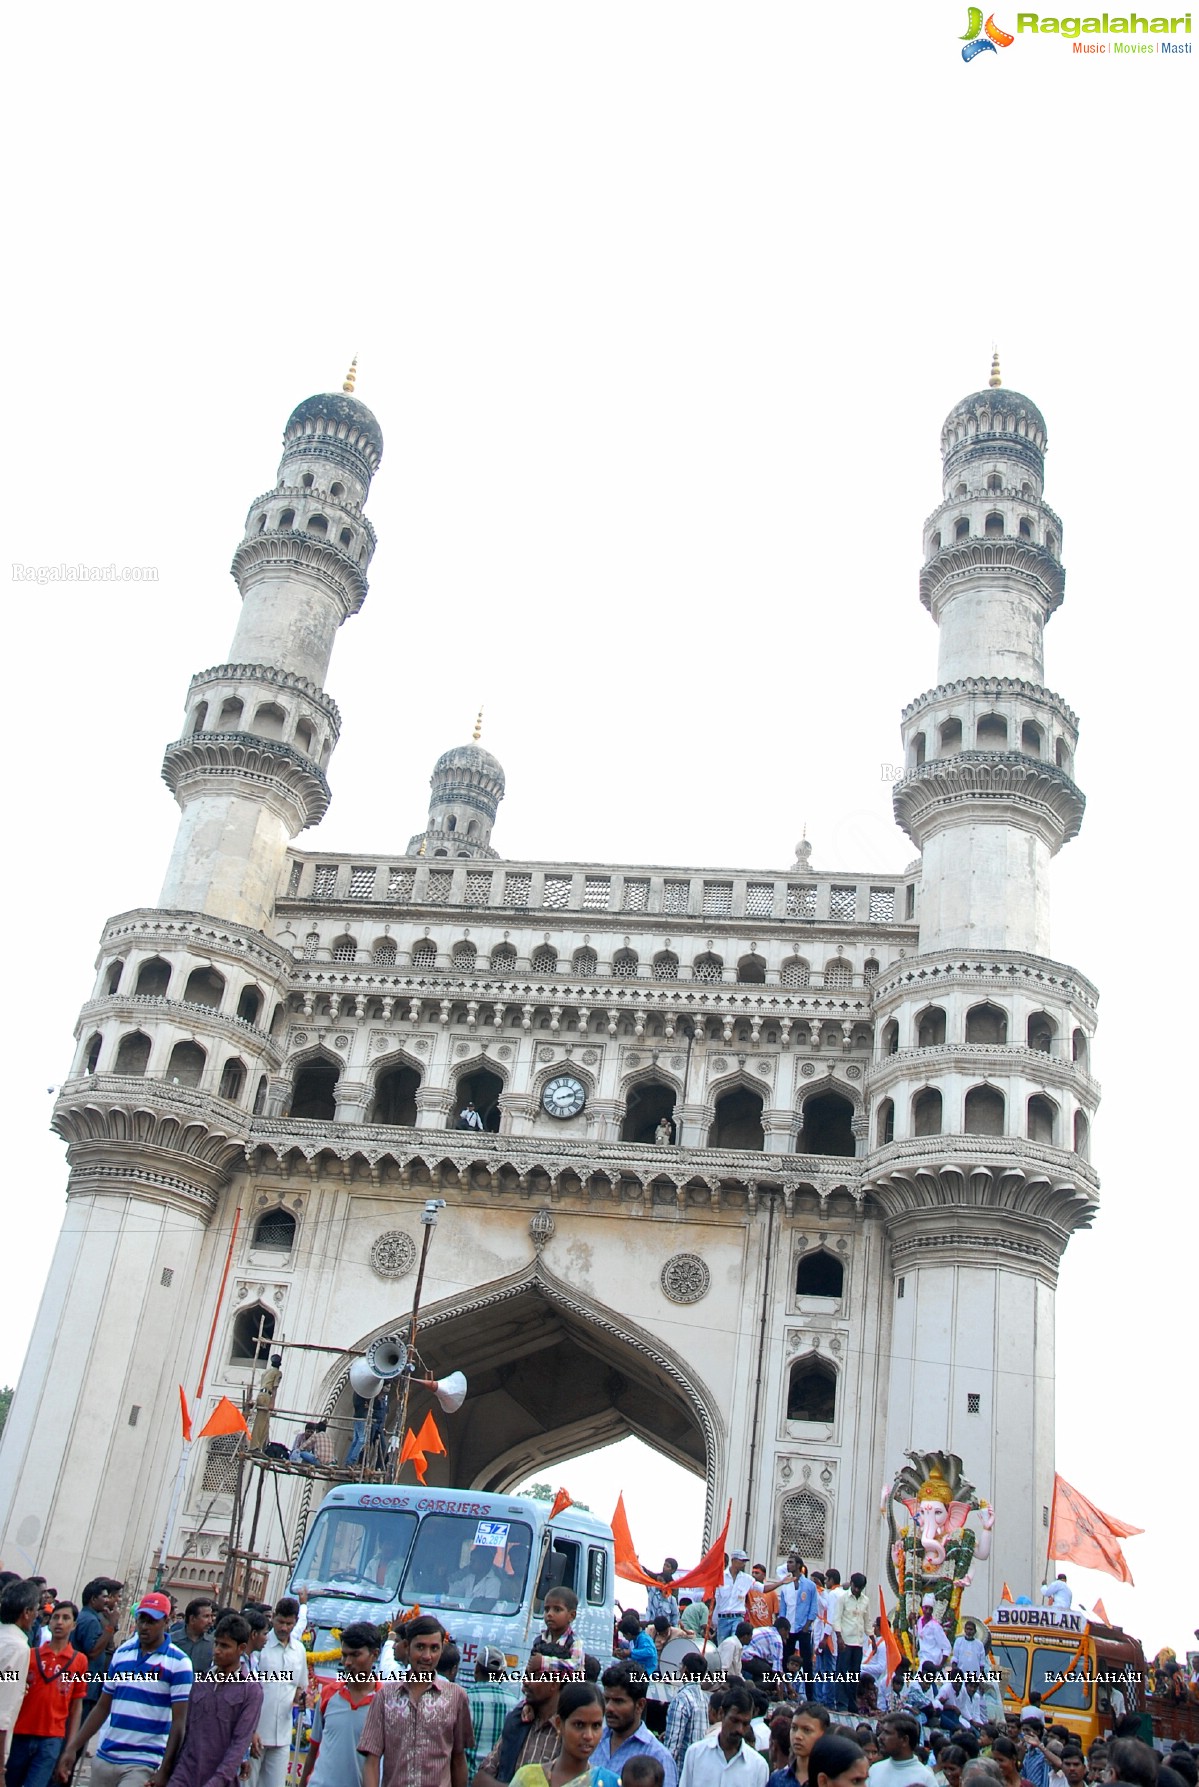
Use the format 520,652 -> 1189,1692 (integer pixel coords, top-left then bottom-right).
413,1371 -> 468,1413
366,1337 -> 408,1380
349,1358 -> 384,1400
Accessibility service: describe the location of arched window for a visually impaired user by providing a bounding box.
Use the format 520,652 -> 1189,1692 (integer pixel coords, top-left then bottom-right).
693,953 -> 723,984
823,960 -> 852,989
709,1088 -> 764,1150
252,1208 -> 296,1252
490,943 -> 517,973
1027,1011 -> 1056,1053
373,940 -> 397,965
916,1007 -> 946,1047
303,931 -> 321,961
882,1019 -> 899,1055
1046,530 -> 1057,556
976,713 -> 1008,748
986,473 -> 1002,492
190,701 -> 208,735
331,482 -> 344,498
300,473 -> 314,490
795,1249 -> 844,1298
985,511 -> 1004,537
184,966 -> 225,1008
278,510 -> 295,529
1072,1028 -> 1089,1070
466,821 -> 479,838
737,955 -> 765,985
652,952 -> 678,981
295,719 -> 315,756
1028,1093 -> 1057,1145
1055,738 -> 1072,772
331,935 -> 357,962
255,513 -> 267,534
954,517 -> 970,541
1019,518 -> 1034,541
105,959 -> 124,995
939,718 -> 962,754
252,703 -> 286,740
964,1084 -> 1005,1135
452,941 -> 478,972
1021,720 -> 1042,756
876,1098 -> 894,1146
230,1305 -> 276,1365
928,533 -> 941,555
787,1356 -> 837,1423
237,985 -> 263,1024
954,483 -> 967,498
218,1057 -> 246,1102
911,732 -> 926,767
778,1489 -> 827,1561
612,950 -> 639,980
135,957 -> 172,998
306,513 -> 329,536
167,1041 -> 206,1088
1073,1110 -> 1090,1158
84,1032 -> 103,1074
572,948 -> 598,977
863,958 -> 879,985
291,1059 -> 340,1121
622,1079 -> 677,1144
371,1064 -> 421,1126
446,816 -> 457,833
339,528 -> 352,548
913,1087 -> 942,1136
218,697 -> 244,729
531,945 -> 558,976
781,958 -> 810,988
453,1068 -> 503,1132
253,1074 -> 268,1115
965,1002 -> 1007,1044
115,1031 -> 151,1075
411,941 -> 437,971
798,1092 -> 855,1157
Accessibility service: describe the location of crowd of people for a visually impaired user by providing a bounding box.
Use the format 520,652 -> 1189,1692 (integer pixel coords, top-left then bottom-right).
0,1556 -> 1194,1787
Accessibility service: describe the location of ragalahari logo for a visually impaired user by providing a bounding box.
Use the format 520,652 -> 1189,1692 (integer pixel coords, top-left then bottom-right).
961,7 -> 1016,56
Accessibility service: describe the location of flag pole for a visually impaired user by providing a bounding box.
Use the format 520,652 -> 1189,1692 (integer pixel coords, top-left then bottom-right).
392,1201 -> 443,1482
156,1441 -> 193,1588
1044,1472 -> 1059,1587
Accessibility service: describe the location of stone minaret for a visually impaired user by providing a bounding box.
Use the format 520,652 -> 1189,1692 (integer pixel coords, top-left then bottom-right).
159,364 -> 382,931
406,713 -> 507,859
0,373 -> 383,1592
864,357 -> 1099,1598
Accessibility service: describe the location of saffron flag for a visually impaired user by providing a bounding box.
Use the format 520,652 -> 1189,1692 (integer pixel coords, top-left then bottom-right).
610,1492 -> 733,1597
611,1492 -> 662,1587
1093,1598 -> 1110,1623
673,1500 -> 733,1599
414,1410 -> 446,1458
878,1588 -> 903,1680
1048,1474 -> 1143,1585
549,1488 -> 573,1520
398,1427 -> 428,1485
1001,1582 -> 1013,1602
197,1395 -> 249,1440
179,1385 -> 193,1443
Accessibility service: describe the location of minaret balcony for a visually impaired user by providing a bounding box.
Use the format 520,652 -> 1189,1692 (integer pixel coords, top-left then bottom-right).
76,993 -> 282,1059
919,536 -> 1065,618
866,1042 -> 1099,1102
892,751 -> 1085,852
161,731 -> 332,829
230,529 -> 369,619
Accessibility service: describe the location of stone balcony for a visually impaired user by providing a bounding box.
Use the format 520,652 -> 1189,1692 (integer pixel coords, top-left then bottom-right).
866,1042 -> 1100,1102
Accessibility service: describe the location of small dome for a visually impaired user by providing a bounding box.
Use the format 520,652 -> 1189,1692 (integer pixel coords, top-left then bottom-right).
432,742 -> 505,794
284,391 -> 384,467
942,385 -> 1047,446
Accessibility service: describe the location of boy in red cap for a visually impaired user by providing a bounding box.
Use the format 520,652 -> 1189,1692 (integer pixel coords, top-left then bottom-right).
57,1591 -> 193,1787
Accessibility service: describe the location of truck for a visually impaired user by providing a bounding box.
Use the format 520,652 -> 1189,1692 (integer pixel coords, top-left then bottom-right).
290,1482 -> 616,1678
986,1604 -> 1199,1750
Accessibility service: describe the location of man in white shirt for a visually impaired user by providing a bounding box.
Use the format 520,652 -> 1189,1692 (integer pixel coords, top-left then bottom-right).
915,1600 -> 951,1670
868,1713 -> 939,1787
950,1621 -> 988,1677
0,1579 -> 40,1770
715,1552 -> 752,1643
251,1596 -> 310,1787
1041,1576 -> 1073,1611
719,1621 -> 752,1675
679,1683 -> 768,1787
448,1545 -> 504,1606
836,1573 -> 871,1715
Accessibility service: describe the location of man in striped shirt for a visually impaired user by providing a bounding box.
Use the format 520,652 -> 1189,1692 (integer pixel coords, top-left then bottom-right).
57,1591 -> 193,1787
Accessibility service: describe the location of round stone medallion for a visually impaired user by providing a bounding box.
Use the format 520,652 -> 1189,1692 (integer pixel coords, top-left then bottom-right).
370,1230 -> 417,1279
660,1252 -> 711,1304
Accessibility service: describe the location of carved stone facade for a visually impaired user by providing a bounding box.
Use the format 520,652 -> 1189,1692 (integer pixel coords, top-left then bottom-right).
0,364 -> 1099,1611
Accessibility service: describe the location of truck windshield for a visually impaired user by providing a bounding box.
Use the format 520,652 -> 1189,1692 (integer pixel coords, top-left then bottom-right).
400,1513 -> 535,1613
293,1507 -> 418,1602
992,1642 -> 1028,1699
1032,1646 -> 1091,1710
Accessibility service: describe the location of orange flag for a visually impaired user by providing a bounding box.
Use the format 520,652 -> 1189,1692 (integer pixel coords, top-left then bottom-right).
878,1588 -> 903,1680
398,1428 -> 428,1485
548,1489 -> 573,1520
610,1492 -> 733,1597
673,1500 -> 732,1599
1001,1583 -> 1014,1602
611,1492 -> 662,1587
414,1411 -> 446,1458
1048,1474 -> 1143,1585
197,1395 -> 249,1439
179,1386 -> 193,1443
1093,1598 -> 1110,1623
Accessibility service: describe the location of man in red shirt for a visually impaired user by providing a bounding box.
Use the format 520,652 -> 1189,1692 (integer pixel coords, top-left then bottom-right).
8,1600 -> 89,1787
744,1566 -> 779,1630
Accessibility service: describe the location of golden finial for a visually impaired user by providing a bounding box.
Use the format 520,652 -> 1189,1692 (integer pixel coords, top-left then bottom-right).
472,707 -> 483,743
989,348 -> 1002,389
342,355 -> 358,395
417,837 -> 426,857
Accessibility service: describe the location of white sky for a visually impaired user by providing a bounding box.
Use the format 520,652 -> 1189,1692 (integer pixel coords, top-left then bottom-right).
4,2 -> 1193,1660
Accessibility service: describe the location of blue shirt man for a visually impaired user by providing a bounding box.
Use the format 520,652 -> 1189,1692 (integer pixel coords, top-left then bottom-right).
595,1666 -> 678,1787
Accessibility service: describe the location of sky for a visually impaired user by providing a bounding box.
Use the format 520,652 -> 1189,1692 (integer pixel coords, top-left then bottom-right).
3,3 -> 1194,1659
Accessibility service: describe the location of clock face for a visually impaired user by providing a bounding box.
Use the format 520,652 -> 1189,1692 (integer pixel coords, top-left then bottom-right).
542,1074 -> 586,1119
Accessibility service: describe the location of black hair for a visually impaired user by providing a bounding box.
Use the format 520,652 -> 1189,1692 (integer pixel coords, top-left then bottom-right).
652,1616 -> 672,1636
957,1733 -> 982,1760
809,1736 -> 867,1785
620,1761 -> 665,1787
617,1610 -> 643,1638
721,1682 -> 756,1716
545,1586 -> 579,1615
558,1681 -> 606,1721
601,1663 -> 648,1702
1107,1741 -> 1158,1787
53,1600 -> 80,1620
437,1642 -> 460,1678
185,1597 -> 216,1623
274,1597 -> 301,1618
405,1614 -> 446,1642
340,1622 -> 383,1654
583,1654 -> 602,1682
884,1714 -> 922,1750
214,1614 -> 251,1645
941,1747 -> 969,1769
244,1609 -> 269,1633
679,1652 -> 707,1679
0,1579 -> 40,1625
81,1578 -> 122,1607
1165,1757 -> 1198,1787
793,1702 -> 832,1728
991,1737 -> 1020,1764
735,1621 -> 753,1641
